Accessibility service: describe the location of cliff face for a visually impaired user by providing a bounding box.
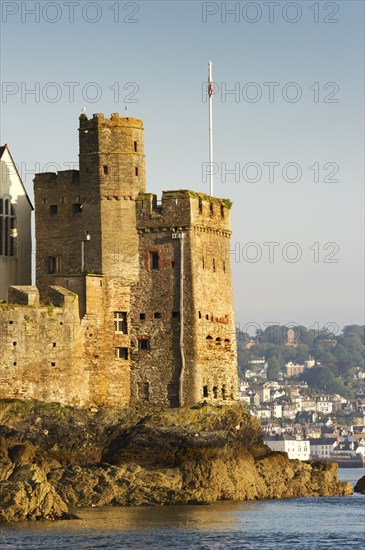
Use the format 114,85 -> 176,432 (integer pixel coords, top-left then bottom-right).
0,401 -> 352,521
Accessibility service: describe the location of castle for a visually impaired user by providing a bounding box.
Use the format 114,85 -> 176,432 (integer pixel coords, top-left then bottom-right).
0,113 -> 238,408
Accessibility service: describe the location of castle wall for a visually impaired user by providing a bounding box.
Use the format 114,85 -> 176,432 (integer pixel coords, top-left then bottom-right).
82,275 -> 131,407
34,170 -> 83,300
0,286 -> 86,405
0,283 -> 131,407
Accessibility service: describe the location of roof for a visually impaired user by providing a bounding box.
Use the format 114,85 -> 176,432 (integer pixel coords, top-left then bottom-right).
309,438 -> 337,446
0,144 -> 34,210
264,434 -> 308,442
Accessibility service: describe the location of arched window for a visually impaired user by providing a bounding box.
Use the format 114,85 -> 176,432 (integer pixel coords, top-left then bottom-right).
0,197 -> 16,257
206,335 -> 213,347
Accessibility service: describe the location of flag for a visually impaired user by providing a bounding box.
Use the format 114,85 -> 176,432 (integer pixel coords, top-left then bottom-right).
208,61 -> 213,97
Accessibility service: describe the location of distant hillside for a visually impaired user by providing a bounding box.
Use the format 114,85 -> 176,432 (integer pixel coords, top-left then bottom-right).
237,325 -> 365,397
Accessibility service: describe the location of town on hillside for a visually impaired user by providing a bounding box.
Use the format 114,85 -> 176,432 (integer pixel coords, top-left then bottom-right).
237,324 -> 365,466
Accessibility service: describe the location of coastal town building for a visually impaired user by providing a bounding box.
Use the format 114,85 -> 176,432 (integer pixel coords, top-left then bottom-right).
263,434 -> 310,461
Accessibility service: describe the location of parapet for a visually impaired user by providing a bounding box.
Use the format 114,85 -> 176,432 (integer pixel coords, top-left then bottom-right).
136,190 -> 232,232
48,286 -> 79,308
34,170 -> 79,187
79,112 -> 144,130
8,286 -> 40,306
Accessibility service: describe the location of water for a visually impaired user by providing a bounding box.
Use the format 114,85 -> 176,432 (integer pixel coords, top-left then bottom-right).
1,469 -> 364,549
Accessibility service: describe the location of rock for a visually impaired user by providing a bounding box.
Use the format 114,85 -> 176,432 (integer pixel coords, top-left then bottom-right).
0,436 -> 77,521
0,400 -> 354,521
354,475 -> 365,494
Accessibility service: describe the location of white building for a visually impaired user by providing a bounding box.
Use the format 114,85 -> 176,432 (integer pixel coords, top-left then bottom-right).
309,438 -> 338,460
0,145 -> 33,301
264,435 -> 310,461
271,402 -> 283,418
315,396 -> 334,415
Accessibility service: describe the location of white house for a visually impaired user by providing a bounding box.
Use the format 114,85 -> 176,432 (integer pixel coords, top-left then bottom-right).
0,145 -> 33,301
271,402 -> 283,418
264,434 -> 310,461
309,437 -> 338,460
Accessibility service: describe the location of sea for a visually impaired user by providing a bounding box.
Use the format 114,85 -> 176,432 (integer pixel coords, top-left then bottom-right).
0,468 -> 364,549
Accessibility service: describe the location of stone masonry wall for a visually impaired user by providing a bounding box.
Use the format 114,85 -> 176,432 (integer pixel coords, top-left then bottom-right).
132,190 -> 238,407
0,286 -> 86,406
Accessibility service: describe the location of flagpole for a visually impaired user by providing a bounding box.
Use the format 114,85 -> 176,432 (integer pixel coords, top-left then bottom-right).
208,60 -> 214,196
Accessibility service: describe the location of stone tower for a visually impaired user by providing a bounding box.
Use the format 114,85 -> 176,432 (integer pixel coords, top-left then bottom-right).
78,113 -> 145,279
130,191 -> 237,407
35,113 -> 145,297
33,114 -> 146,406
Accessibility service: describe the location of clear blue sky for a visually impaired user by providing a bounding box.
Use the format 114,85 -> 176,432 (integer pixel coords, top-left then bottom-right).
1,0 -> 364,333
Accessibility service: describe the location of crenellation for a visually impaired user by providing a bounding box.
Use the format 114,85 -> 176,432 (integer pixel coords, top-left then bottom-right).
8,286 -> 40,306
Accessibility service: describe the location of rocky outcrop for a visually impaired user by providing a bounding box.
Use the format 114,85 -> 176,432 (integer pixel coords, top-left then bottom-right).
354,475 -> 365,494
0,400 -> 353,521
0,437 -> 75,521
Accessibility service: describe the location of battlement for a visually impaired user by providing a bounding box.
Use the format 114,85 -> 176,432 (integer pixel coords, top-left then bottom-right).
79,112 -> 144,130
34,170 -> 79,187
8,286 -> 40,306
136,190 -> 232,233
6,285 -> 78,309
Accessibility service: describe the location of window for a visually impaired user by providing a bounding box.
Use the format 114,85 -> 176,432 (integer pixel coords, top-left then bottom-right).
47,256 -> 61,274
140,313 -> 146,320
198,198 -> 203,214
103,165 -> 109,175
135,167 -> 139,176
138,338 -> 150,351
149,251 -> 159,270
220,204 -> 225,218
213,386 -> 218,399
154,312 -> 161,319
116,347 -> 128,360
212,258 -> 216,272
222,385 -> 227,400
210,202 -> 214,216
198,311 -> 202,319
203,385 -> 209,398
222,261 -> 226,273
0,197 -> 16,257
134,141 -> 138,152
206,335 -> 213,346
72,203 -> 82,213
49,204 -> 58,217
202,256 -> 205,269
114,312 -> 127,334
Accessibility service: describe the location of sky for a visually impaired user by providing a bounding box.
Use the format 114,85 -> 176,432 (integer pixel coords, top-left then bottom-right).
1,0 -> 364,334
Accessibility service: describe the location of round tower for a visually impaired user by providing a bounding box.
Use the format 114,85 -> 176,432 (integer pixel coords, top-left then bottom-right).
78,113 -> 146,279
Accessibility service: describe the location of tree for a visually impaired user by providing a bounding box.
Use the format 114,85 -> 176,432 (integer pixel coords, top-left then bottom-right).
267,358 -> 281,380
